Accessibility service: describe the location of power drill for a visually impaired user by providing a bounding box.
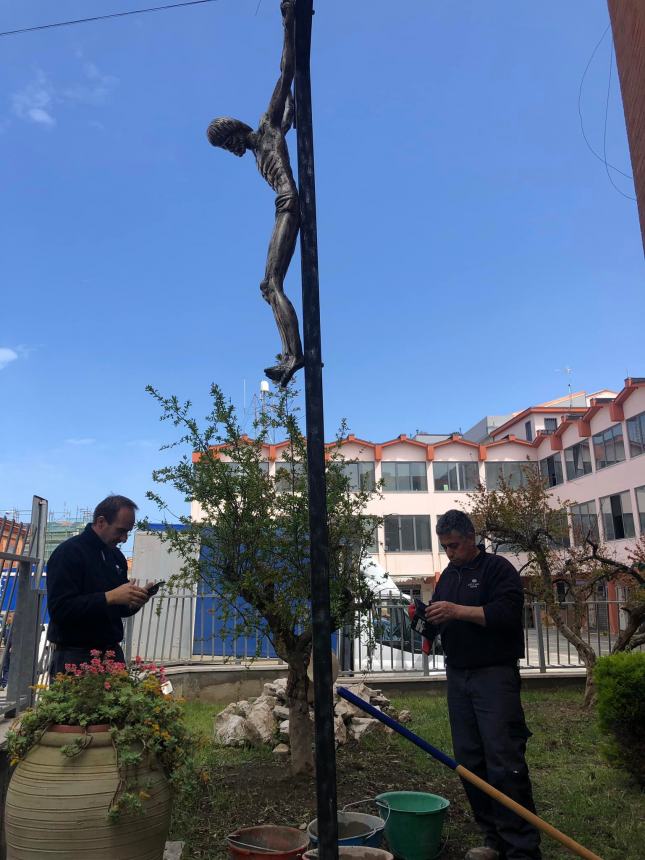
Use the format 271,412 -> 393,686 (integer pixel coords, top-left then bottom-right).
407,598 -> 434,655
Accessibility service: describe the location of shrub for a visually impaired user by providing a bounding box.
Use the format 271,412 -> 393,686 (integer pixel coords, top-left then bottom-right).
594,651 -> 645,786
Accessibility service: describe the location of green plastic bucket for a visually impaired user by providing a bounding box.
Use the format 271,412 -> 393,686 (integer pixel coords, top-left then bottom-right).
375,792 -> 449,860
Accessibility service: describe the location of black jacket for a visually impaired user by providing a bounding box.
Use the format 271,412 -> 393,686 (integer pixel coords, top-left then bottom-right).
427,550 -> 525,669
46,524 -> 136,648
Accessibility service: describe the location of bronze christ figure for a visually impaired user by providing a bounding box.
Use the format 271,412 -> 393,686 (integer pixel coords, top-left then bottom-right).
207,0 -> 303,388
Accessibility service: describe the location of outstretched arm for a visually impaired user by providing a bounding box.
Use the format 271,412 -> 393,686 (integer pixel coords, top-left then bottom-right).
267,0 -> 295,127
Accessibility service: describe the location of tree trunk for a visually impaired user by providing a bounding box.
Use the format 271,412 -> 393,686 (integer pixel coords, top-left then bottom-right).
583,664 -> 597,708
286,660 -> 314,775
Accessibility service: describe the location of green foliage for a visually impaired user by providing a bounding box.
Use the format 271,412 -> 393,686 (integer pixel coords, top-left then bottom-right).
594,652 -> 645,786
144,383 -> 381,663
7,653 -> 193,820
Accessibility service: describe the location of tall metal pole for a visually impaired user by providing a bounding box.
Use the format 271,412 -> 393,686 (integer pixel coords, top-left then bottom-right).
294,2 -> 339,858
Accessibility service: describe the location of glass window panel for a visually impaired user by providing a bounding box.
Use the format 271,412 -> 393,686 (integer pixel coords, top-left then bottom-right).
409,462 -> 428,491
434,462 -> 450,492
415,517 -> 432,551
400,517 -> 415,550
384,516 -> 399,551
600,491 -> 634,541
461,462 -> 480,490
636,485 -> 645,532
593,425 -> 626,469
358,462 -> 376,491
381,463 -> 397,492
627,414 -> 645,458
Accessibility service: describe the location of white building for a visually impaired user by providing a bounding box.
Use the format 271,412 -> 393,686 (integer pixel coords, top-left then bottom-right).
192,377 -> 645,604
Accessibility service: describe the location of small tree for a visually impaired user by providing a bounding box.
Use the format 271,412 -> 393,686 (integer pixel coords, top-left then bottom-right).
145,384 -> 380,774
467,468 -> 645,706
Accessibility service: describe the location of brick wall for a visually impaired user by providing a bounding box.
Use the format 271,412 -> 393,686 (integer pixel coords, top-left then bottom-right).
607,0 -> 645,253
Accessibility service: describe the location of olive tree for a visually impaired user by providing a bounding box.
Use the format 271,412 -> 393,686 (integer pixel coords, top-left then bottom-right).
145,383 -> 379,773
467,468 -> 645,706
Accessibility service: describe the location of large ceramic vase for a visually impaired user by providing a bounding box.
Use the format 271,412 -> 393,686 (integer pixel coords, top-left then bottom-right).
5,725 -> 171,860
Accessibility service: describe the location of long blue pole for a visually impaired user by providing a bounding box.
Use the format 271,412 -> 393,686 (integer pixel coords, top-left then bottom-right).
336,687 -> 602,860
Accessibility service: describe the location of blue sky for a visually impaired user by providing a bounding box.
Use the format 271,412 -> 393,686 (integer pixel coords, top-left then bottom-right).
0,0 -> 642,524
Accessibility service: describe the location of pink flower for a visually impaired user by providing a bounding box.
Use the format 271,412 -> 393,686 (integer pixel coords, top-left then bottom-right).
90,649 -> 102,658
135,655 -> 143,665
104,681 -> 112,691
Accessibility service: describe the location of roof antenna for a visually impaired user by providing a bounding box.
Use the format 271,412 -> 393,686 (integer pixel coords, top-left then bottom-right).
555,366 -> 574,408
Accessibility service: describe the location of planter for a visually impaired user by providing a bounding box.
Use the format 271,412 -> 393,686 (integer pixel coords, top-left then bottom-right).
5,725 -> 171,860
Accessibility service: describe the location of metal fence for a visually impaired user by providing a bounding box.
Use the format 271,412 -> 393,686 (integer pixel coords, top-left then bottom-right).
0,497 -> 49,716
123,592 -> 643,674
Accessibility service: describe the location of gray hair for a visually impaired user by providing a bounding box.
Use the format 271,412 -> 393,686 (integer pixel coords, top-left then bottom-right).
436,509 -> 475,538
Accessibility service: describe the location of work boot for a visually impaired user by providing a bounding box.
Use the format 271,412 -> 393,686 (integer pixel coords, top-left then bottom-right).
465,848 -> 500,860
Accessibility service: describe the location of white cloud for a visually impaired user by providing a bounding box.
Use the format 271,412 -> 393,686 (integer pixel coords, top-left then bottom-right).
11,71 -> 56,127
65,438 -> 96,446
0,348 -> 18,370
63,62 -> 119,107
11,61 -> 119,128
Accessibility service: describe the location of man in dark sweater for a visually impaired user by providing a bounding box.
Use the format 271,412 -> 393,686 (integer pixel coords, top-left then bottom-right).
424,510 -> 541,860
46,495 -> 151,675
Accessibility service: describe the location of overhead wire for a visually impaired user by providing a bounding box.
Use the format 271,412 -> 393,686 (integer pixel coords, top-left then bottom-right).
602,44 -> 636,201
0,0 -> 222,38
577,22 -> 634,187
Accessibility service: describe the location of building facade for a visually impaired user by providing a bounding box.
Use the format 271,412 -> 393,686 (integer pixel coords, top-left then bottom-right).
192,377 -> 645,601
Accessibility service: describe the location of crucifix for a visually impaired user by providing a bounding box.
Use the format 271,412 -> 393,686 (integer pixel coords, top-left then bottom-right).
207,2 -> 339,856
207,0 -> 303,388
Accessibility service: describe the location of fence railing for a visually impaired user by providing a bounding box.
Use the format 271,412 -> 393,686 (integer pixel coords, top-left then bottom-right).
123,593 -> 643,674
0,497 -> 49,716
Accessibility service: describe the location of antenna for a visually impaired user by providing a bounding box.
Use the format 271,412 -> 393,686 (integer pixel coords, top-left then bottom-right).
555,366 -> 574,408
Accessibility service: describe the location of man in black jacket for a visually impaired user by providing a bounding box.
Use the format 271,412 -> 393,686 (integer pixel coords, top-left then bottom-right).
424,510 -> 541,860
46,495 -> 151,675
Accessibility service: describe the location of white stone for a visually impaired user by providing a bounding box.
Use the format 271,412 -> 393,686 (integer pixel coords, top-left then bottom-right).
348,718 -> 380,742
214,713 -> 252,746
273,743 -> 290,759
398,710 -> 412,724
334,714 -> 347,746
246,698 -> 277,745
279,719 -> 290,741
164,842 -> 185,860
263,682 -> 278,697
273,677 -> 289,700
273,704 -> 290,721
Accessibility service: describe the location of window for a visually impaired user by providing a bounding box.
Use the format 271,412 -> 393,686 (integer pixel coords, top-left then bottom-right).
225,461 -> 269,475
564,441 -> 592,480
544,417 -> 558,434
340,461 -> 375,491
485,461 -> 535,489
627,411 -> 645,458
525,421 -> 533,442
570,501 -> 599,544
600,491 -> 635,541
592,424 -> 626,469
540,453 -> 564,487
384,516 -> 432,552
433,461 -> 480,492
275,461 -> 306,491
547,510 -> 571,548
363,517 -> 379,553
382,462 -> 428,492
636,486 -> 645,533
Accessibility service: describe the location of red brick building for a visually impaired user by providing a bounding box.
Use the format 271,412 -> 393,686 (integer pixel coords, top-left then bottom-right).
607,0 -> 645,253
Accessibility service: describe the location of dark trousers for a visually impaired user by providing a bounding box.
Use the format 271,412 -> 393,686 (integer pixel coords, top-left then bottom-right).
446,664 -> 541,860
49,644 -> 125,678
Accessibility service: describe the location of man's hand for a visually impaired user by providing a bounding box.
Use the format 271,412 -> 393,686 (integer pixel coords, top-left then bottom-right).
426,601 -> 486,627
106,582 -> 150,609
281,0 -> 295,23
425,601 -> 462,624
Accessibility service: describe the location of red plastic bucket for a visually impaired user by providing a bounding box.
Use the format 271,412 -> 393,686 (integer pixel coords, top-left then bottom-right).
226,825 -> 309,860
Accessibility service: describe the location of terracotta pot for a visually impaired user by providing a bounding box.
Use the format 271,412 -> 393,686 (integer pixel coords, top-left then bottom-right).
5,725 -> 171,859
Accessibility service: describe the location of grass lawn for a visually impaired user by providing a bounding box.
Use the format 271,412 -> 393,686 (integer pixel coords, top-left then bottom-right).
172,687 -> 644,859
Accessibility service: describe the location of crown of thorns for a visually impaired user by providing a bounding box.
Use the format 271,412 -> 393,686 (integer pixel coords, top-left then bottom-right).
206,117 -> 253,147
